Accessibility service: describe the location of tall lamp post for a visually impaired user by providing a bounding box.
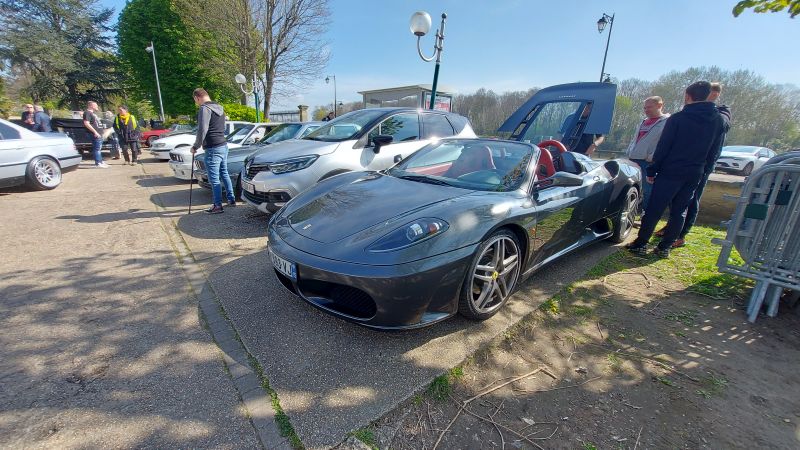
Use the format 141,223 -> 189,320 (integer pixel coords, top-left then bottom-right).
236,72 -> 260,122
597,13 -> 615,83
409,11 -> 447,110
145,41 -> 165,121
325,75 -> 337,117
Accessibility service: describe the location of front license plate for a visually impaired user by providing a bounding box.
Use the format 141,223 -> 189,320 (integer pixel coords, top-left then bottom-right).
243,180 -> 255,194
271,250 -> 297,280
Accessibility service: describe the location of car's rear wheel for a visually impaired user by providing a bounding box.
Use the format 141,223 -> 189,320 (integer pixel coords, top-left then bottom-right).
26,156 -> 62,190
610,187 -> 639,243
458,229 -> 521,321
742,162 -> 754,176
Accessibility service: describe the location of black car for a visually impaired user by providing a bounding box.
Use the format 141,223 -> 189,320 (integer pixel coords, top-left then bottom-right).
266,83 -> 639,329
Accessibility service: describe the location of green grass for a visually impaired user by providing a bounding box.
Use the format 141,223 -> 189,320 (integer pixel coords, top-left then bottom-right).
540,297 -> 561,314
349,428 -> 378,450
697,373 -> 729,398
606,353 -> 623,373
245,352 -> 304,449
427,366 -> 466,401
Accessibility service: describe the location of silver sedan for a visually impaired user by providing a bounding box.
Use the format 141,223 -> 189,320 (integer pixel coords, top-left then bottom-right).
0,118 -> 81,190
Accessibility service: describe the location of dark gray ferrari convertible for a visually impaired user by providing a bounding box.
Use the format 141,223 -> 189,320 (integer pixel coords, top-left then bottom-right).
267,82 -> 642,329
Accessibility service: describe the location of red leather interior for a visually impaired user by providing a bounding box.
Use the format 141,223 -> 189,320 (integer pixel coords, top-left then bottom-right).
409,162 -> 452,176
537,148 -> 556,179
444,146 -> 496,178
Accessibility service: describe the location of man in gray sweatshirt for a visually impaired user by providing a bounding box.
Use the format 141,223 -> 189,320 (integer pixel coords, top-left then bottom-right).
625,96 -> 669,213
191,88 -> 236,214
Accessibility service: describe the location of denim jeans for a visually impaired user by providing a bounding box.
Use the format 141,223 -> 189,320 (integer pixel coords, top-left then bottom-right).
204,144 -> 235,206
631,159 -> 652,212
679,170 -> 712,239
632,174 -> 701,250
92,137 -> 103,165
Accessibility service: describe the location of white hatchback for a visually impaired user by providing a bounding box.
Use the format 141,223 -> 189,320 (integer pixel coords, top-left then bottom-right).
715,145 -> 776,176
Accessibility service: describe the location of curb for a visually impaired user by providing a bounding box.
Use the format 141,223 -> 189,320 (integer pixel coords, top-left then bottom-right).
141,167 -> 294,450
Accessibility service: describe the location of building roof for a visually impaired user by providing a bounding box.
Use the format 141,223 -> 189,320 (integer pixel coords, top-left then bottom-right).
357,84 -> 456,95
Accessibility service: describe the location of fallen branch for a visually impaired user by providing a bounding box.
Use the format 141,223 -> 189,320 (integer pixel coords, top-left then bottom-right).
634,425 -> 643,450
454,398 -> 549,450
596,322 -> 605,340
513,376 -> 602,394
623,402 -> 643,410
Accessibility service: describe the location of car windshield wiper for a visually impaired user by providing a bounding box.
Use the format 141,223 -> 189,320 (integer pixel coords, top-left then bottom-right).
397,174 -> 454,186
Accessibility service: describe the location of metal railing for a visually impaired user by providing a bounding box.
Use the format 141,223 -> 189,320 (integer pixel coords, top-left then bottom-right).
712,152 -> 800,322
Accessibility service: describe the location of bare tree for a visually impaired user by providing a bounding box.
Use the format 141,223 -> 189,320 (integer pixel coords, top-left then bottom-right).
257,0 -> 331,117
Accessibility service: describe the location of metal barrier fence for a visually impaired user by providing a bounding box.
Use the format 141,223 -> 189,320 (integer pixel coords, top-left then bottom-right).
713,152 -> 800,322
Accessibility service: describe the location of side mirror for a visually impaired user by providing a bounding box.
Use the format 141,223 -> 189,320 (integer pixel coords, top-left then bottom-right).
536,172 -> 584,189
371,134 -> 393,153
393,154 -> 403,164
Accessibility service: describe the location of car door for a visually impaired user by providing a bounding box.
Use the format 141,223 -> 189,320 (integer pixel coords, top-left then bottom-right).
360,113 -> 422,170
0,121 -> 29,182
498,82 -> 617,149
528,177 -> 587,268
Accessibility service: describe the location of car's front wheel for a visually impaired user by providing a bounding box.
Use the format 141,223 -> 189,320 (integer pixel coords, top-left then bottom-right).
458,229 -> 522,321
741,162 -> 754,176
610,187 -> 639,243
26,156 -> 62,190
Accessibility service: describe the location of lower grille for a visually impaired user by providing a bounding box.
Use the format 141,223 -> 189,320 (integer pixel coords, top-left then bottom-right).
242,189 -> 291,205
297,279 -> 377,319
246,163 -> 270,179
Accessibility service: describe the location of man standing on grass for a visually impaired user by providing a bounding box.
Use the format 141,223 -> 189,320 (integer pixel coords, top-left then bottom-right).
626,81 -> 725,258
190,88 -> 236,214
83,101 -> 109,168
657,82 -> 732,248
625,96 -> 670,213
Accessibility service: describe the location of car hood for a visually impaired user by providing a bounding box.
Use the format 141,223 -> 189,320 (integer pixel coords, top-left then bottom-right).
250,139 -> 342,163
155,134 -> 195,146
228,147 -> 258,163
719,151 -> 754,158
284,172 -> 470,244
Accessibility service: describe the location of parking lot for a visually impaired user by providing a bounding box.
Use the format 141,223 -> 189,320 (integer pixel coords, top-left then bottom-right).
0,157 -> 626,448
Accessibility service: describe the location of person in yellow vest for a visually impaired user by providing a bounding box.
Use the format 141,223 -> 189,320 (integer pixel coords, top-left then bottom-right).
113,105 -> 141,165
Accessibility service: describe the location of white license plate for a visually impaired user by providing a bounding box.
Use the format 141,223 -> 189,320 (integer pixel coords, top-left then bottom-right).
271,250 -> 297,280
243,180 -> 255,194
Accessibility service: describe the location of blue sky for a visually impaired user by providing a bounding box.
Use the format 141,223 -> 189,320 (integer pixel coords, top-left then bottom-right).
102,0 -> 799,111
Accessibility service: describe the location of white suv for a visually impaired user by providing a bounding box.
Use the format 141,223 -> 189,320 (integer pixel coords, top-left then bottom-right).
715,145 -> 776,176
240,108 -> 476,213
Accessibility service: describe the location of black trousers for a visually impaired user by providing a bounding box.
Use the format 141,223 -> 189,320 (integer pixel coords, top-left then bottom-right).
120,140 -> 140,162
632,174 -> 701,250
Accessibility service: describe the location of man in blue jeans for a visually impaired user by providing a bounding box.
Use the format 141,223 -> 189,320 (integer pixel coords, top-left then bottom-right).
190,88 -> 235,214
83,101 -> 109,168
627,81 -> 725,258
625,96 -> 669,214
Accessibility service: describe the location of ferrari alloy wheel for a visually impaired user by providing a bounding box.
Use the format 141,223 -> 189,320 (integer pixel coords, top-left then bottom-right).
611,187 -> 639,243
26,156 -> 62,190
459,230 -> 521,320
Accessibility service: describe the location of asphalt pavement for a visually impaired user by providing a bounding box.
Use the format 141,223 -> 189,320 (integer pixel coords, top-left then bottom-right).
0,159 -> 261,448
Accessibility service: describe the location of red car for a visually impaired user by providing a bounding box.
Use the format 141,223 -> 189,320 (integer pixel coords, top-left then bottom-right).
140,123 -> 194,147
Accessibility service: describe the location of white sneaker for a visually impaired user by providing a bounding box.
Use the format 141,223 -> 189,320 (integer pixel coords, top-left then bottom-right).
96,162 -> 110,168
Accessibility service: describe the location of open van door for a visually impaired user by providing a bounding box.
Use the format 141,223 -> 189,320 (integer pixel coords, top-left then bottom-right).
498,82 -> 617,151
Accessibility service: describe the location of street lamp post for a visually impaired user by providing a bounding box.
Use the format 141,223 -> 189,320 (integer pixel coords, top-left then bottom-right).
236,72 -> 260,122
325,75 -> 337,117
410,11 -> 447,110
597,13 -> 615,83
145,41 -> 165,121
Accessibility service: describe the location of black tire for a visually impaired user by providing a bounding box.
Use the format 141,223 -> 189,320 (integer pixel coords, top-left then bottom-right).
234,177 -> 242,201
741,163 -> 753,176
458,229 -> 522,321
610,187 -> 639,243
25,156 -> 62,190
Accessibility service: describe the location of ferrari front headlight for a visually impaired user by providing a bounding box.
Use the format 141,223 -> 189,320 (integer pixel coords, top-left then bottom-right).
367,218 -> 449,252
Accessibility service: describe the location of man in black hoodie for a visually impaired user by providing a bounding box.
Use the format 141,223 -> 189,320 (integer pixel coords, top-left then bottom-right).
627,81 -> 725,257
190,88 -> 236,214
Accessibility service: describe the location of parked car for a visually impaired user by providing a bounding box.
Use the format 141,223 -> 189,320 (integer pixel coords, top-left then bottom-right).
240,108 -> 476,213
140,123 -> 189,147
151,130 -> 198,161
168,123 -> 279,179
226,122 -> 282,149
714,145 -> 776,176
0,118 -> 81,190
193,122 -> 323,195
50,117 -> 116,156
266,138 -> 640,329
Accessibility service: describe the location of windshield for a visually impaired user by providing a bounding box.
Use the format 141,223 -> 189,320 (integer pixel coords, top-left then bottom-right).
260,123 -> 302,144
226,124 -> 254,144
388,140 -> 534,192
304,109 -> 386,142
723,146 -> 758,154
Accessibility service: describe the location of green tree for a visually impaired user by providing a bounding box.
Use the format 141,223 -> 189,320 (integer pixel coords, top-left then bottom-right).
733,0 -> 800,17
117,0 -> 238,117
0,0 -> 123,109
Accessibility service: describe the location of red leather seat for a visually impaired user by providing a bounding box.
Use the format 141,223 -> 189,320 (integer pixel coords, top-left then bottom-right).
444,146 -> 496,178
537,148 -> 556,179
